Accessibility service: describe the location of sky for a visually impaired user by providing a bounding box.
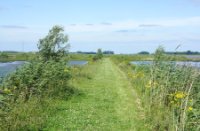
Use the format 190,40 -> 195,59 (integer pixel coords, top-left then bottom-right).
0,0 -> 200,54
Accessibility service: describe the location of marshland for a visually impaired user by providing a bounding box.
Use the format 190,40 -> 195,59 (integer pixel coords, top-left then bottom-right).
1,1 -> 200,131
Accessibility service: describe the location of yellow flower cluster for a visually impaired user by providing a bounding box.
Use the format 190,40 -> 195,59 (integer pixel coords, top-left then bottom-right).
188,106 -> 193,111
175,91 -> 186,99
145,80 -> 158,88
128,72 -> 144,79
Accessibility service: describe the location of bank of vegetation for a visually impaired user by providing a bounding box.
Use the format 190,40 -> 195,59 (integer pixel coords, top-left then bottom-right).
111,47 -> 200,131
0,25 -> 199,130
0,26 -> 78,130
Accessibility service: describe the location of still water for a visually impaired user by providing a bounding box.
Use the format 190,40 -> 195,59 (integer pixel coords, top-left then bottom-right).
68,60 -> 88,66
0,61 -> 26,77
130,61 -> 200,68
0,60 -> 88,78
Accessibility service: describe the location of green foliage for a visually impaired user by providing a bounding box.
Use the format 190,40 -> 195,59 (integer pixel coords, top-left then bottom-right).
3,60 -> 71,100
38,25 -> 70,61
92,48 -> 103,61
138,51 -> 150,55
0,52 -> 36,62
69,54 -> 94,61
97,48 -> 103,58
0,52 -> 9,59
0,26 -> 74,130
112,46 -> 200,130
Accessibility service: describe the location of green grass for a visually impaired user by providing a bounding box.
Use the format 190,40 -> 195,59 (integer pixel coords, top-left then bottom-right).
43,58 -> 144,130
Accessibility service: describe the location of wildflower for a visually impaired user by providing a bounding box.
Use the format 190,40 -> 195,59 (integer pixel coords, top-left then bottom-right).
128,73 -> 132,78
145,80 -> 158,88
188,106 -> 193,111
145,81 -> 151,88
175,92 -> 186,99
136,72 -> 144,78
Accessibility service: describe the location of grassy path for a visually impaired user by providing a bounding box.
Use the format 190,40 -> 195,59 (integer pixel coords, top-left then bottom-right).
45,58 -> 143,130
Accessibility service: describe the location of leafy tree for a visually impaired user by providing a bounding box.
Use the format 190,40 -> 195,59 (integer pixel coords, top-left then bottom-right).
38,25 -> 70,61
0,52 -> 9,59
92,48 -> 103,61
97,48 -> 103,58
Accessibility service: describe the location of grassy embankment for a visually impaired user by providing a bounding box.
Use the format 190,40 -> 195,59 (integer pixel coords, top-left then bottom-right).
1,52 -> 200,62
0,57 -> 144,130
1,51 -> 199,130
0,52 -> 35,62
44,58 -> 144,130
111,48 -> 200,131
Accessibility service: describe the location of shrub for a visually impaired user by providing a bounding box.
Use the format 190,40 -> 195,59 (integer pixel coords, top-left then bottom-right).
2,60 -> 71,101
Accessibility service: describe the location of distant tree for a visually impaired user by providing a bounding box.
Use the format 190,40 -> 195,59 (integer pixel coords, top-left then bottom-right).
186,50 -> 192,55
97,48 -> 103,58
92,48 -> 103,61
154,46 -> 165,61
103,51 -> 114,54
38,25 -> 70,61
0,52 -> 9,59
138,51 -> 150,55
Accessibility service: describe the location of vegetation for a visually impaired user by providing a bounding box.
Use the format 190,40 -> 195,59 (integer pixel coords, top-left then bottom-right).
0,25 -> 199,130
111,46 -> 200,131
92,48 -> 103,61
138,51 -> 150,55
0,52 -> 35,62
38,25 -> 70,62
44,58 -> 144,130
0,25 -> 74,130
166,50 -> 200,55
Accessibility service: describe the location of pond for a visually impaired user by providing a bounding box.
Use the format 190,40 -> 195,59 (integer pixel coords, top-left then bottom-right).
130,61 -> 200,68
68,60 -> 88,66
0,61 -> 26,77
0,60 -> 88,78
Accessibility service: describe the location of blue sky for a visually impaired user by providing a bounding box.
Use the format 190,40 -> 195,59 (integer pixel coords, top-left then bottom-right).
0,0 -> 200,53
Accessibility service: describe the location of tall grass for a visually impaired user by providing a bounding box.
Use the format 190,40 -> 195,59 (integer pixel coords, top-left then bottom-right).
143,47 -> 200,130
112,47 -> 200,131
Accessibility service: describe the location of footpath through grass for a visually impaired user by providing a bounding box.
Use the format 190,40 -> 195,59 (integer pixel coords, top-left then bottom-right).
45,58 -> 144,130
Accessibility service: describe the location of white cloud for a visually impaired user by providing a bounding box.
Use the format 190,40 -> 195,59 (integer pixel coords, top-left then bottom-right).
1,16 -> 200,47
65,16 -> 200,33
65,21 -> 139,32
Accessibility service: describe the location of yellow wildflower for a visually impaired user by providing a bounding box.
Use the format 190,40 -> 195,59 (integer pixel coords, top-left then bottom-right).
188,106 -> 193,111
136,72 -> 144,78
145,81 -> 152,88
145,80 -> 158,88
128,73 -> 132,78
175,92 -> 186,99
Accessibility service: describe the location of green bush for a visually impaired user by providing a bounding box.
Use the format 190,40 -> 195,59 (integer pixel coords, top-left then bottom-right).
2,60 -> 71,101
0,25 -> 74,130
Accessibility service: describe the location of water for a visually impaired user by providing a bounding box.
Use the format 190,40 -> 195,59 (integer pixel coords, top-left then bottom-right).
0,61 -> 26,77
68,60 -> 88,66
0,60 -> 88,78
130,61 -> 200,68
